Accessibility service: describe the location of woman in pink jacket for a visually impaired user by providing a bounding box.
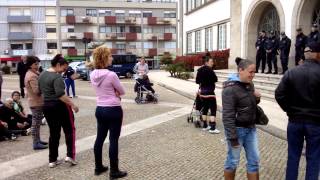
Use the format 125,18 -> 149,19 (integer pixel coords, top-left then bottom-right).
90,46 -> 127,179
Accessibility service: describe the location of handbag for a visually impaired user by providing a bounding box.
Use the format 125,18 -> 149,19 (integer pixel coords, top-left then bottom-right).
255,105 -> 269,125
70,73 -> 79,80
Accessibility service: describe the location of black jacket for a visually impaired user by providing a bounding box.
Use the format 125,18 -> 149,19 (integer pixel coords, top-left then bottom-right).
275,60 -> 320,124
279,36 -> 291,58
222,81 -> 257,140
17,61 -> 28,77
196,65 -> 217,91
308,30 -> 319,45
265,36 -> 279,54
295,33 -> 307,51
255,36 -> 266,53
63,66 -> 75,79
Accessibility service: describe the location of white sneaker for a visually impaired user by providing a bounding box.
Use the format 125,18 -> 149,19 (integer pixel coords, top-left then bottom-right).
209,129 -> 221,134
202,126 -> 211,131
64,157 -> 77,166
48,160 -> 62,168
26,128 -> 31,135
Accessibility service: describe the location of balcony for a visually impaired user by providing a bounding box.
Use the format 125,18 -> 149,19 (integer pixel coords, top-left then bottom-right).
66,15 -> 76,25
8,32 -> 33,40
105,16 -> 116,25
67,48 -> 77,56
125,33 -> 137,41
124,17 -> 137,25
147,17 -> 157,25
9,49 -> 33,56
163,33 -> 172,40
111,48 -> 118,54
7,16 -> 31,23
126,48 -> 143,56
148,48 -> 157,57
106,33 -> 126,41
84,32 -> 93,40
65,33 -> 83,40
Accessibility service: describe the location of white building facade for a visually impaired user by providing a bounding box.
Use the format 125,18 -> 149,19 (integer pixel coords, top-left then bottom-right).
178,0 -> 231,56
179,0 -> 320,68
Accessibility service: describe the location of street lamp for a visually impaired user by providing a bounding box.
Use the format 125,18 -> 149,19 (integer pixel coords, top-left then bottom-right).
82,37 -> 92,62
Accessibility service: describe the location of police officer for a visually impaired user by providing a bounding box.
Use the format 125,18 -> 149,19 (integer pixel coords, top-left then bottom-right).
295,28 -> 307,65
265,31 -> 279,74
255,31 -> 267,73
308,23 -> 319,47
279,32 -> 291,74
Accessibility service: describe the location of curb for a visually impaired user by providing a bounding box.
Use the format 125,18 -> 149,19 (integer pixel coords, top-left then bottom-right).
156,82 -> 287,141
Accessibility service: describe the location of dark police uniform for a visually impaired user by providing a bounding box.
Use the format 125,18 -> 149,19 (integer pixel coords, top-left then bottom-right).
295,33 -> 307,65
308,29 -> 319,49
265,35 -> 279,74
255,36 -> 266,73
279,36 -> 291,73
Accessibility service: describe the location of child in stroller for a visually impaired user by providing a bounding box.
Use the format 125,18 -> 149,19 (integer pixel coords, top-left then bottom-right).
134,74 -> 158,104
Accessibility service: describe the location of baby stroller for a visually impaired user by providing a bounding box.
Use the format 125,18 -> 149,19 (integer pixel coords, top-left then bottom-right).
134,74 -> 158,104
187,93 -> 203,128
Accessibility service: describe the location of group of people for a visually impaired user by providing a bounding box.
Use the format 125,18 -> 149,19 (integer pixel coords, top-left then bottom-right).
222,29 -> 320,180
255,24 -> 319,74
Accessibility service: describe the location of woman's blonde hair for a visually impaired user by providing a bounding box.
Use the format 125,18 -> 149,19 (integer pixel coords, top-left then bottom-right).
93,46 -> 111,69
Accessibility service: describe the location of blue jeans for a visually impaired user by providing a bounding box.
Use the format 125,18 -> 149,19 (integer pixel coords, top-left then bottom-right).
64,78 -> 75,97
224,127 -> 259,173
94,106 -> 123,168
286,122 -> 320,180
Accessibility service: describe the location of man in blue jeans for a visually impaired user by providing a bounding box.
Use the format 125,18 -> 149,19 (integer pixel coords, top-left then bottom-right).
275,32 -> 320,180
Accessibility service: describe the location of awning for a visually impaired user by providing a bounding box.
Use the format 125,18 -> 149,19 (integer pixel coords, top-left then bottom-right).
0,57 -> 21,61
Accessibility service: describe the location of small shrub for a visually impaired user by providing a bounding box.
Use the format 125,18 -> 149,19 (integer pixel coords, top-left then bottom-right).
2,65 -> 11,74
160,52 -> 173,65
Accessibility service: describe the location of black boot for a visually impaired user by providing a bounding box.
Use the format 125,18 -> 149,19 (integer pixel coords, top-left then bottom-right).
94,165 -> 108,176
110,160 -> 127,179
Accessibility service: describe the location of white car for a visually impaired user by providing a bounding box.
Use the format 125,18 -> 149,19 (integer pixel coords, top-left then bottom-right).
69,61 -> 84,71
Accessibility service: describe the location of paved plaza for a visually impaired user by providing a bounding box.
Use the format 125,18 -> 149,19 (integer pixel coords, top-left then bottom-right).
0,73 -> 306,180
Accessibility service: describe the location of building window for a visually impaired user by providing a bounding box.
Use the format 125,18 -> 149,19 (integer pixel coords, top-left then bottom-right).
46,27 -> 56,33
86,9 -> 97,17
26,43 -> 32,49
129,10 -> 141,17
187,32 -> 192,54
129,26 -> 141,33
99,26 -> 111,33
61,9 -> 74,16
218,23 -> 227,50
164,42 -> 176,49
68,28 -> 74,33
164,26 -> 176,33
143,27 -> 152,34
47,43 -> 57,49
99,10 -> 111,16
143,42 -> 153,49
143,11 -> 152,17
11,44 -> 23,50
164,11 -> 176,18
205,27 -> 213,51
195,30 -> 201,52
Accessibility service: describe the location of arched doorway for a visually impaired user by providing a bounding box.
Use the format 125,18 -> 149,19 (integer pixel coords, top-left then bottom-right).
293,0 -> 320,35
258,5 -> 280,36
244,0 -> 285,61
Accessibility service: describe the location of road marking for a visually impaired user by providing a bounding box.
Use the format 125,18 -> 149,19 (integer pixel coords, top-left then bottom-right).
0,106 -> 190,179
2,89 -> 190,108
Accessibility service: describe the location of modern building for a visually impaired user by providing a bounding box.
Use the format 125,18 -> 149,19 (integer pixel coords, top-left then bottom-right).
177,0 -> 230,56
0,0 -> 57,71
59,0 -> 177,68
0,0 -> 177,70
178,0 -> 320,69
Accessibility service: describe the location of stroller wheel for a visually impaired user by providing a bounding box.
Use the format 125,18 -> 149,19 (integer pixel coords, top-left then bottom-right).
190,116 -> 193,123
153,98 -> 158,104
135,97 -> 141,104
187,117 -> 191,123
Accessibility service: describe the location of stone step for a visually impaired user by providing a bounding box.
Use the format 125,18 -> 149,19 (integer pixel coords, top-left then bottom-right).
215,81 -> 275,96
215,70 -> 283,82
217,75 -> 280,88
215,83 -> 276,102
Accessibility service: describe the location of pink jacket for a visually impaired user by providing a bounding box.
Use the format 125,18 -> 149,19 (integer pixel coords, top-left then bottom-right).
90,69 -> 125,107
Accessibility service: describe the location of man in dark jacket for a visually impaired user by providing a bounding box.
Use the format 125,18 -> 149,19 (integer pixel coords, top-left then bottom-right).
295,28 -> 307,65
265,31 -> 279,74
279,32 -> 291,74
255,31 -> 267,73
275,34 -> 320,180
17,56 -> 28,98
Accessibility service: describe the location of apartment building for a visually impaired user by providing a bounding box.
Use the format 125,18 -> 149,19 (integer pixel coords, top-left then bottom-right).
0,0 -> 57,70
0,0 -> 177,70
59,0 -> 177,68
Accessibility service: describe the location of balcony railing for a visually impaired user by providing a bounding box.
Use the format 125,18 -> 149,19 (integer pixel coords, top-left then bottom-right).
8,32 -> 33,40
7,16 -> 31,23
66,15 -> 76,24
67,48 -> 77,56
148,48 -> 157,57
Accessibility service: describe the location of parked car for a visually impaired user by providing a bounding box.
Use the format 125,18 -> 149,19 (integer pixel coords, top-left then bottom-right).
76,63 -> 90,80
69,61 -> 84,71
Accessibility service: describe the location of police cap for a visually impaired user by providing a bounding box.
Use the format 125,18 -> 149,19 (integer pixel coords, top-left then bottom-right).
280,31 -> 285,36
